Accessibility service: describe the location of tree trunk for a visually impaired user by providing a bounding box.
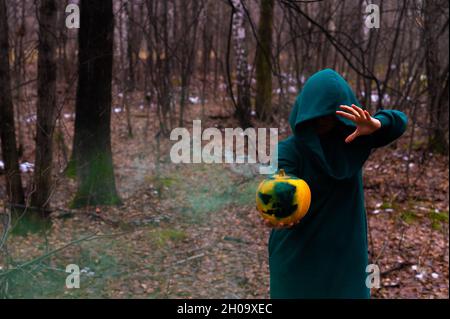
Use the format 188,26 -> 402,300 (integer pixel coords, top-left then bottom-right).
71,0 -> 121,208
423,0 -> 449,154
0,0 -> 25,207
120,0 -> 133,138
179,0 -> 201,127
231,0 -> 251,127
255,0 -> 274,121
31,0 -> 58,214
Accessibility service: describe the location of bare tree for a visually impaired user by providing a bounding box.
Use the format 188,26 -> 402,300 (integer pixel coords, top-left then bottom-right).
118,0 -> 134,138
229,0 -> 252,127
31,0 -> 58,214
146,0 -> 175,135
423,0 -> 449,154
255,0 -> 274,120
0,0 -> 25,208
178,0 -> 202,126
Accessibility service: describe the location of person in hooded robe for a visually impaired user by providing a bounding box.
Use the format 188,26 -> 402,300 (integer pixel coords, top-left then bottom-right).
268,69 -> 408,299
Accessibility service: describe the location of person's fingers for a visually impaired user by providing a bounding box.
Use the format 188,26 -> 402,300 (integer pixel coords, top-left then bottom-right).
263,219 -> 272,228
345,129 -> 359,143
339,105 -> 360,118
363,110 -> 371,121
336,110 -> 357,122
351,104 -> 365,119
263,220 -> 301,229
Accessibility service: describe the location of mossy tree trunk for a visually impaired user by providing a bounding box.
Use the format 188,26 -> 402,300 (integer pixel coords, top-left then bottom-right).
255,0 -> 274,121
71,0 -> 121,208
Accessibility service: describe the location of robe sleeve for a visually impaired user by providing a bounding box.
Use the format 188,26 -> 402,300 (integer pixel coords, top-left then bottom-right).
357,109 -> 408,149
277,138 -> 300,177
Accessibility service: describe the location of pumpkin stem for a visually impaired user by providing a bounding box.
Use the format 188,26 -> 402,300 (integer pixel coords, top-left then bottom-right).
279,169 -> 286,176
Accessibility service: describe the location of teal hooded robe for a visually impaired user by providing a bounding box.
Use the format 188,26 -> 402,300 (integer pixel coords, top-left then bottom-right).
268,69 -> 407,298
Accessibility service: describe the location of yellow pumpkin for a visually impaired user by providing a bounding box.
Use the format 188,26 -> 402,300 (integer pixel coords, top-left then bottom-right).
256,169 -> 311,227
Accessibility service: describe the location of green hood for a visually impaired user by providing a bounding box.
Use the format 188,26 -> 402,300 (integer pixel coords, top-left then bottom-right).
289,69 -> 370,180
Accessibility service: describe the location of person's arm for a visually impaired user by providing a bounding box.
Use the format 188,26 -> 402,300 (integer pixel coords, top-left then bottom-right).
336,104 -> 407,149
263,138 -> 299,229
277,138 -> 299,177
365,109 -> 408,148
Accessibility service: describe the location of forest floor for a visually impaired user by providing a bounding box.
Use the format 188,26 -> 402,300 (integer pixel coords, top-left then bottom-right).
0,91 -> 448,299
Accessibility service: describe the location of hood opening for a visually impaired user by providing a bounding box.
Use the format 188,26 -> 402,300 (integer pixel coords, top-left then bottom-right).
289,69 -> 370,180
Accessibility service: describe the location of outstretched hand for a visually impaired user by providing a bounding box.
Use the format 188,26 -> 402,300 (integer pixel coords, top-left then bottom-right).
336,104 -> 381,143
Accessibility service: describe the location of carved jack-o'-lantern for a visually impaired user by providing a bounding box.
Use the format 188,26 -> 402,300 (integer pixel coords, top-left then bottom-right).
256,169 -> 311,227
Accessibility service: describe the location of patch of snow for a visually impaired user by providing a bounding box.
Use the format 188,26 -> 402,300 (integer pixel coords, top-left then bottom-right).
25,115 -> 37,123
288,86 -> 297,94
415,272 -> 425,280
114,107 -> 122,113
80,267 -> 95,277
189,96 -> 200,104
431,273 -> 439,279
63,113 -> 75,119
19,162 -> 34,173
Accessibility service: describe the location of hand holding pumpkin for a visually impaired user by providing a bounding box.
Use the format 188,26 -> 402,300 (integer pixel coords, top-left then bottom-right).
263,218 -> 300,229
